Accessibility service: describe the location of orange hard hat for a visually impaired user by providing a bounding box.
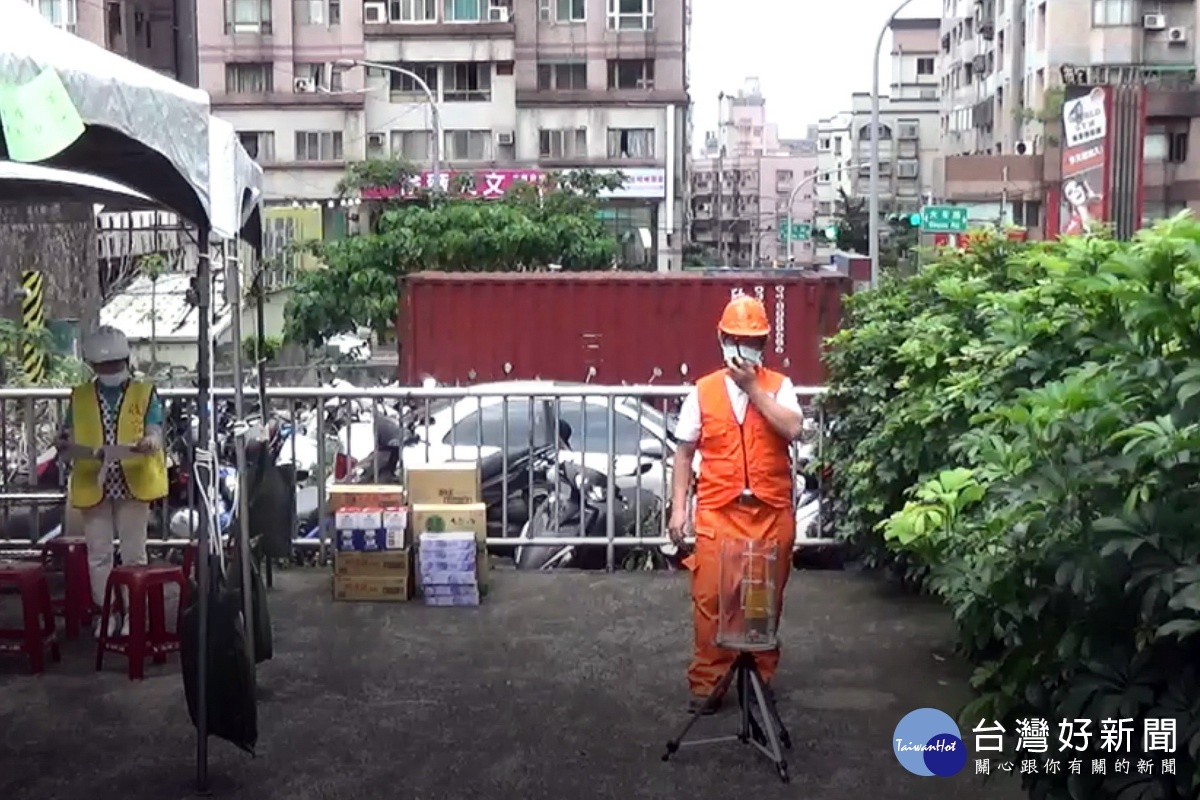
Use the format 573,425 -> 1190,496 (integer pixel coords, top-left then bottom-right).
718,295 -> 770,337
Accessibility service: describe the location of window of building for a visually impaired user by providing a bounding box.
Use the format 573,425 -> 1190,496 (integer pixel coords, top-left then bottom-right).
38,0 -> 78,31
817,201 -> 832,215
389,0 -> 436,21
857,123 -> 892,140
391,130 -> 432,161
443,63 -> 492,101
1009,200 -> 1040,227
445,130 -> 493,161
539,128 -> 587,158
607,0 -> 653,30
388,63 -> 439,100
606,128 -> 655,159
594,207 -> 656,270
607,59 -> 655,90
916,57 -> 935,75
776,169 -> 793,183
225,63 -> 273,93
294,63 -> 342,91
556,0 -> 585,21
537,62 -> 587,90
1091,0 -> 1133,26
294,131 -> 344,161
444,0 -> 484,21
237,131 -> 275,163
225,0 -> 271,32
1170,132 -> 1189,163
293,0 -> 340,24
818,138 -> 830,151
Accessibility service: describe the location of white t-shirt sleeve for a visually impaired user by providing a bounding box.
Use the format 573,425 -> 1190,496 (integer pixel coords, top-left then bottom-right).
673,388 -> 701,443
776,377 -> 804,416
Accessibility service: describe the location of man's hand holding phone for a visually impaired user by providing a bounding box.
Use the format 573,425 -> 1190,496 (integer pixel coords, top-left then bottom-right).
725,355 -> 758,391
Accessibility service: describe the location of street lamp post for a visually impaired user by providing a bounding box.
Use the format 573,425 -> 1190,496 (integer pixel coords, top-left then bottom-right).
869,0 -> 919,288
335,58 -> 443,192
786,162 -> 867,262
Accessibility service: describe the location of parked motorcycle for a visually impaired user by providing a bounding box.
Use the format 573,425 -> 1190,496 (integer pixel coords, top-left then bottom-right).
515,459 -> 664,571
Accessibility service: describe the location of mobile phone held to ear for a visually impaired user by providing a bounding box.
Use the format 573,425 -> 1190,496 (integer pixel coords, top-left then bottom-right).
725,355 -> 745,370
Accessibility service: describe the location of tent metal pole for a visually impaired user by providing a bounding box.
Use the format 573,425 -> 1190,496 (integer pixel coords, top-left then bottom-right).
225,242 -> 256,667
194,228 -> 212,794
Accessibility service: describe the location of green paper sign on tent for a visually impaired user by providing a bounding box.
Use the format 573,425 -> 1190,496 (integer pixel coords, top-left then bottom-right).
0,67 -> 85,163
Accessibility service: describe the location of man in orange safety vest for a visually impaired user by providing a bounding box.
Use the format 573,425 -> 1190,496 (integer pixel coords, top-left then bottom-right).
667,295 -> 804,714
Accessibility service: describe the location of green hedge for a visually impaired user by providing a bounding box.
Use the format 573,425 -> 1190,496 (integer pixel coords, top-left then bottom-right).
822,217 -> 1200,798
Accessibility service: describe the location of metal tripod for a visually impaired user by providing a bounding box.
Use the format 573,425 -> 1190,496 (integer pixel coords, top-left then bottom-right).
661,651 -> 793,783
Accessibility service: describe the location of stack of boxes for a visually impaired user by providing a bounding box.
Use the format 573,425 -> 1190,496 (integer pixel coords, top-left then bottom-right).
406,462 -> 490,606
330,485 -> 411,602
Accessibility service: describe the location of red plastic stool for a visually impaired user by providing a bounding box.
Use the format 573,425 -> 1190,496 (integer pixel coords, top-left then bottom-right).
41,536 -> 94,640
95,564 -> 189,680
0,562 -> 61,674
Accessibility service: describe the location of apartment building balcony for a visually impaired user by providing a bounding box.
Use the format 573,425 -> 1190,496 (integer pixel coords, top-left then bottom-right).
362,0 -> 515,38
211,91 -> 366,109
515,87 -> 688,107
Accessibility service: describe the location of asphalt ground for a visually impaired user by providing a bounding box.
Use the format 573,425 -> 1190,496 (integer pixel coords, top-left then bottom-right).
0,565 -> 1022,800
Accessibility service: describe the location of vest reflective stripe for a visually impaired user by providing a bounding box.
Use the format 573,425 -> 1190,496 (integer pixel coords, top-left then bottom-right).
68,380 -> 168,508
694,369 -> 793,510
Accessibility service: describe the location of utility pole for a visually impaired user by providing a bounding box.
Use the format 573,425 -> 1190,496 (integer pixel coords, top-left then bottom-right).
173,0 -> 199,87
714,91 -> 726,266
870,0 -> 919,288
999,165 -> 1009,228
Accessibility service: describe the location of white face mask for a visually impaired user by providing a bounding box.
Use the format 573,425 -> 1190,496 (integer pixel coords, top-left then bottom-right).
720,338 -> 764,366
96,369 -> 129,388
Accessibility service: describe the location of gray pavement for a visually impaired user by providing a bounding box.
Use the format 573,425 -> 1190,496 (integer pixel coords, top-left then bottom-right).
0,565 -> 1022,800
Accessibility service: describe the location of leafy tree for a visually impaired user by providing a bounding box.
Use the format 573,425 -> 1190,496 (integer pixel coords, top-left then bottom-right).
823,216 -> 1200,799
284,160 -> 623,348
830,188 -> 869,254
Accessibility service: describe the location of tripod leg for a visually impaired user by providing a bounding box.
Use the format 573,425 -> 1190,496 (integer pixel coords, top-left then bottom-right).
663,661 -> 740,761
737,661 -> 752,743
748,669 -> 789,783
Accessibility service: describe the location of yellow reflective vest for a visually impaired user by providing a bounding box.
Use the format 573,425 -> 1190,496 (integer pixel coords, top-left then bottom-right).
68,380 -> 168,508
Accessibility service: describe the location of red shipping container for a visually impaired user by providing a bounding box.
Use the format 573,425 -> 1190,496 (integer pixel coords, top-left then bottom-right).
398,272 -> 850,387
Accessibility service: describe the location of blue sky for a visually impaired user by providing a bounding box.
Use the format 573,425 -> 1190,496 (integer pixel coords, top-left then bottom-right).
689,0 -> 943,142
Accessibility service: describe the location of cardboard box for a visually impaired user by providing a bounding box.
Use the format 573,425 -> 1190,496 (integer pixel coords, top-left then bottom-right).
423,584 -> 480,607
335,507 -> 384,531
412,506 -> 489,589
405,463 -> 481,505
328,484 -> 407,512
333,574 -> 412,602
337,528 -> 407,552
335,550 -> 411,578
410,504 -> 486,543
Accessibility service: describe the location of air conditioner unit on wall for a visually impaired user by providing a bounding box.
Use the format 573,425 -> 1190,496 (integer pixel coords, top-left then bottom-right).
367,133 -> 386,148
1168,26 -> 1188,44
1143,12 -> 1167,30
496,131 -> 515,146
488,6 -> 510,22
294,77 -> 316,93
1014,140 -> 1034,155
364,1 -> 387,23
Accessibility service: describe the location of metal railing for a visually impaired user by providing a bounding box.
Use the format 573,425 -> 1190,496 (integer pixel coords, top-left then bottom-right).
0,384 -> 829,571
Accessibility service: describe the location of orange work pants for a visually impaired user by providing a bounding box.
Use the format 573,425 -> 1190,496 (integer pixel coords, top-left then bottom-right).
683,500 -> 795,697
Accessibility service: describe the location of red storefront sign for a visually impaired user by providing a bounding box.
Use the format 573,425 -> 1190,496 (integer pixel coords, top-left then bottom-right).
361,169 -> 546,200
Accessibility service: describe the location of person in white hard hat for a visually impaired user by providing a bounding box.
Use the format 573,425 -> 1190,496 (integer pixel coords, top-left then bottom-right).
56,325 -> 167,638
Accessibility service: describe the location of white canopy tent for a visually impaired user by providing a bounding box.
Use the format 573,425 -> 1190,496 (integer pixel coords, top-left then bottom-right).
1,2 -> 265,790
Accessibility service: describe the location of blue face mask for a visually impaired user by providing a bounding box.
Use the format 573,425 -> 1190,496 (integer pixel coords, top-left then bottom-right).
720,338 -> 763,366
